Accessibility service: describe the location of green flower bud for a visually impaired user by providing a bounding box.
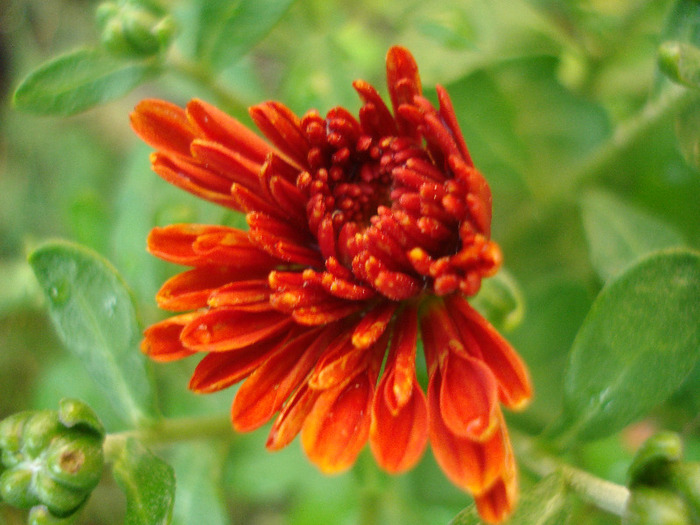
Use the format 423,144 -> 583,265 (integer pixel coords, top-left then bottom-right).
29,505 -> 75,525
58,399 -> 105,440
22,411 -> 61,458
628,431 -> 683,488
0,468 -> 39,509
0,399 -> 105,519
669,462 -> 700,519
623,487 -> 691,525
45,433 -> 103,492
33,471 -> 87,518
96,1 -> 175,57
659,41 -> 700,90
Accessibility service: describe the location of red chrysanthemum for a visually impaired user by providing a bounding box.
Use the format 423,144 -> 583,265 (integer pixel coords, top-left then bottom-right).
131,46 -> 532,523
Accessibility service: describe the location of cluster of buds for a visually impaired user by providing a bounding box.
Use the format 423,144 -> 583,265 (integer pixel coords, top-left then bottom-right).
0,399 -> 105,521
97,1 -> 175,58
624,432 -> 700,525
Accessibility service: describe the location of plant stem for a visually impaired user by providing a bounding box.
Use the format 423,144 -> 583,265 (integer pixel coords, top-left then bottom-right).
570,84 -> 696,188
514,430 -> 630,517
103,413 -> 232,461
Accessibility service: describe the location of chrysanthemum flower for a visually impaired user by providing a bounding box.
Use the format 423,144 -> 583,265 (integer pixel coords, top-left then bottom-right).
131,46 -> 532,523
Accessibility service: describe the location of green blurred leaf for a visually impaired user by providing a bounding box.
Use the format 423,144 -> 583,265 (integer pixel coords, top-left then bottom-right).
450,472 -> 569,524
29,241 -> 158,427
196,0 -> 296,71
13,49 -> 158,116
580,190 -> 685,282
171,443 -> 229,525
674,97 -> 700,171
112,438 -> 175,525
551,249 -> 700,447
659,41 -> 700,90
472,269 -> 525,332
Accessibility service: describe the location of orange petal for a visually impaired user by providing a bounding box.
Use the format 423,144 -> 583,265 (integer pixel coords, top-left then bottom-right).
207,279 -> 271,309
474,477 -> 517,524
156,266 -> 249,311
447,295 -> 532,410
151,153 -> 240,209
141,313 -> 199,362
130,99 -> 197,157
186,98 -> 272,164
440,352 -> 499,441
231,328 -> 326,432
188,333 -> 288,393
249,102 -> 309,168
301,371 -> 374,474
385,46 -> 422,137
370,372 -> 427,473
266,382 -> 321,451
387,305 -> 419,409
351,301 -> 398,349
309,331 -> 376,390
190,139 -> 264,193
181,308 -> 293,352
427,368 -> 506,495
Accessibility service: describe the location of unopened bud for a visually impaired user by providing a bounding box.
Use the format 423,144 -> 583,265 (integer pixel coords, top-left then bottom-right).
628,431 -> 682,487
97,1 -> 175,57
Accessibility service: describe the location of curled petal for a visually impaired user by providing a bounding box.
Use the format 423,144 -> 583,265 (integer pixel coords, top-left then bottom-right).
474,477 -> 517,525
301,372 -> 374,474
190,139 -> 264,193
447,295 -> 532,410
207,279 -> 272,310
351,301 -> 398,349
291,300 -> 365,326
156,266 -> 252,311
130,99 -> 197,157
370,372 -> 427,473
141,313 -> 199,362
386,46 -> 422,137
388,305 -> 419,409
427,368 -> 507,496
231,328 -> 326,432
249,102 -> 309,168
440,352 -> 499,441
267,383 -> 321,451
181,308 -> 293,352
186,98 -> 271,164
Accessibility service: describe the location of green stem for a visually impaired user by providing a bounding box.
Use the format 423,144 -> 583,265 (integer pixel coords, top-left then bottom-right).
103,413 -> 232,461
570,84 -> 695,188
167,52 -> 250,116
514,431 -> 630,517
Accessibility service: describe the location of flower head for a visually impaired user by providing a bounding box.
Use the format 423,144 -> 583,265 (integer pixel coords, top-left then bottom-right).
131,46 -> 532,523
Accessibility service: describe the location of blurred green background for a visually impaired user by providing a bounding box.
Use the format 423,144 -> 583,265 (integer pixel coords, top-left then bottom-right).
1,0 -> 699,523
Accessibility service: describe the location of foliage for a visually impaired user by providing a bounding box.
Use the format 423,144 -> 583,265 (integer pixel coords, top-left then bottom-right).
1,0 -> 699,523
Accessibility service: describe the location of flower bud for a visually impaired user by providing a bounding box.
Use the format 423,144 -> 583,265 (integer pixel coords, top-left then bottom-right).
623,487 -> 691,525
97,1 -> 175,57
29,505 -> 73,525
658,41 -> 700,90
0,399 -> 105,519
628,431 -> 683,487
669,462 -> 700,519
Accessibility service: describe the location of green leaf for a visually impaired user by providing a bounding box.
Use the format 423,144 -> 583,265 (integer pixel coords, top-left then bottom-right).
552,249 -> 700,447
580,191 -> 685,282
196,0 -> 296,71
29,241 -> 158,427
171,443 -> 229,525
472,269 -> 525,332
450,472 -> 569,524
13,48 -> 158,116
659,41 -> 700,90
112,438 -> 175,525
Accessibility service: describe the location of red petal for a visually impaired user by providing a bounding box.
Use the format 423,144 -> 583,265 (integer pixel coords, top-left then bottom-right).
141,313 -> 198,362
309,331 -> 382,390
447,295 -> 532,410
440,352 -> 499,441
190,139 -> 264,193
188,333 -> 288,393
301,372 -> 374,473
436,85 -> 473,166
292,300 -> 364,326
186,98 -> 271,164
231,328 -> 327,431
370,372 -> 427,473
181,308 -> 293,352
351,301 -> 397,349
207,279 -> 271,310
156,266 -> 248,311
266,382 -> 321,451
474,477 -> 517,524
385,46 -> 422,137
151,153 -> 240,209
249,102 -> 309,168
387,305 -> 419,409
130,99 -> 197,157
427,368 -> 506,495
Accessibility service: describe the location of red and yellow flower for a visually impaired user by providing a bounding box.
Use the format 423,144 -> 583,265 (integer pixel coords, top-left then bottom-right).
131,46 -> 532,523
